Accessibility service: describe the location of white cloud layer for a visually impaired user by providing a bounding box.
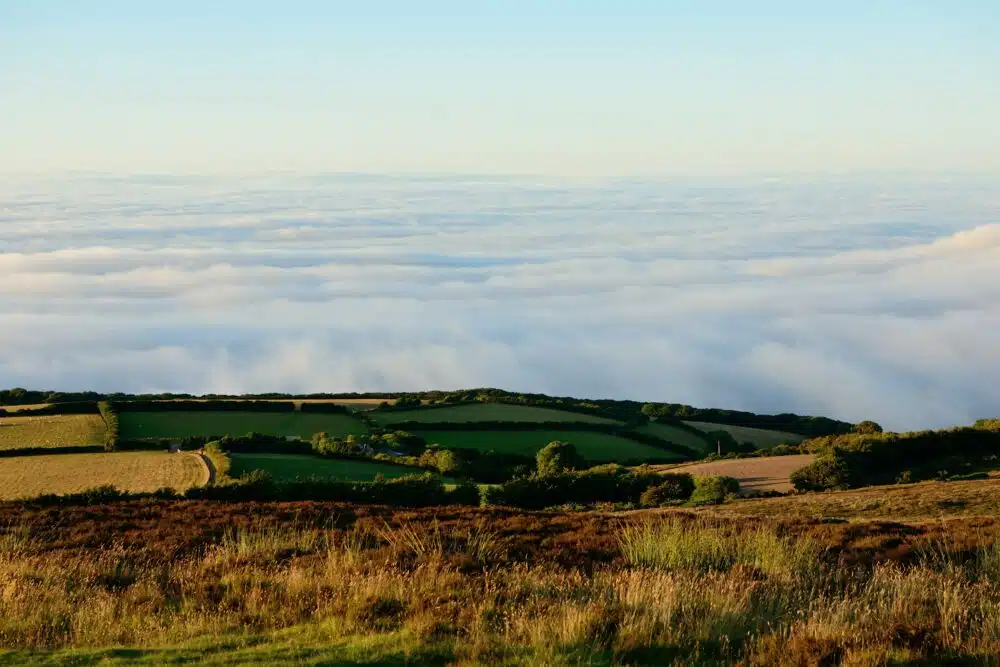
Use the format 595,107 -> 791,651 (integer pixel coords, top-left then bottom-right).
2,174 -> 998,430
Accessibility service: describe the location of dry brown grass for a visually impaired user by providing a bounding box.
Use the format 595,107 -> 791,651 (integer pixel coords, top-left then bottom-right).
708,475 -> 1000,520
654,453 -> 816,493
2,509 -> 999,665
0,452 -> 207,500
0,414 -> 105,450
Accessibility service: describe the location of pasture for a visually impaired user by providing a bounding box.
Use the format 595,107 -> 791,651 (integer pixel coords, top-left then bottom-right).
415,429 -> 680,462
119,411 -> 368,440
229,453 -> 430,482
635,422 -> 711,453
684,421 -> 804,447
370,403 -> 617,425
0,451 -> 207,500
0,414 -> 105,451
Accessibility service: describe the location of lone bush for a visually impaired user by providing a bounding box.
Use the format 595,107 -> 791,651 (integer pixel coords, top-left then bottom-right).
789,453 -> 852,491
536,441 -> 586,477
638,473 -> 695,507
854,420 -> 884,435
689,476 -> 740,505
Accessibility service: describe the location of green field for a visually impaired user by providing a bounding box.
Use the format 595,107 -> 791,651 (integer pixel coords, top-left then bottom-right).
119,411 -> 368,440
635,422 -> 712,453
0,451 -> 207,500
229,453 -> 430,482
414,429 -> 680,462
0,414 -> 105,451
684,421 -> 804,448
370,403 -> 617,425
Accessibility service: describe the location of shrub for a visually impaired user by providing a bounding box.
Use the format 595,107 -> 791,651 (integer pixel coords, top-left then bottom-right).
536,441 -> 585,477
482,464 -> 667,509
97,401 -> 119,452
854,420 -> 884,435
445,480 -> 482,506
789,453 -> 852,492
638,473 -> 695,507
202,441 -> 232,482
689,476 -> 740,505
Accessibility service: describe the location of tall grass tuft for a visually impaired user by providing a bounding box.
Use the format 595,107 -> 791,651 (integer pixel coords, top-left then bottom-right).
216,521 -> 326,558
617,518 -> 823,579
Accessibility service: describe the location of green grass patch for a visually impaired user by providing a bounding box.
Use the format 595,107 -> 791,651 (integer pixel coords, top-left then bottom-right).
370,403 -> 617,425
415,429 -> 680,462
119,411 -> 368,440
684,421 -> 804,448
0,414 -> 105,451
636,422 -> 712,453
229,453 -> 430,482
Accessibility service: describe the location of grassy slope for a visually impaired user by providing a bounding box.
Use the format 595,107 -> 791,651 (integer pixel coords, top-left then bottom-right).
0,414 -> 105,450
0,451 -> 206,500
706,475 -> 1000,520
230,453 -> 430,482
415,429 -> 680,462
119,411 -> 368,440
635,422 -> 711,453
683,421 -> 803,447
370,403 -> 617,425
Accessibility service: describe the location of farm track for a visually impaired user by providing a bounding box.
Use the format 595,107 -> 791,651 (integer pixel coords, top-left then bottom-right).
192,451 -> 214,485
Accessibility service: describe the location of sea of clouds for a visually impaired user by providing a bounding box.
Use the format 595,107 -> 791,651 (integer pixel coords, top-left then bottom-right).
1,173 -> 998,430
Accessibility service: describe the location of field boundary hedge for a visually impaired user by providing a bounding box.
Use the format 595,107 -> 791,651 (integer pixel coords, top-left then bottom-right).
6,401 -> 101,417
115,400 -> 297,413
391,421 -> 701,459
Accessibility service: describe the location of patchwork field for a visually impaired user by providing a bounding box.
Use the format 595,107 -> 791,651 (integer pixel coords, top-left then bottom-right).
230,453 -> 432,482
684,421 -> 804,447
370,403 -> 618,425
415,429 -> 679,462
119,411 -> 368,440
635,422 -> 711,452
658,454 -> 816,493
0,451 -> 207,500
711,475 -> 1000,520
0,414 -> 105,450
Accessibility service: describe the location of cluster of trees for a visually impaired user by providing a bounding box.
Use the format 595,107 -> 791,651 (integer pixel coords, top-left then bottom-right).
26,473 -> 480,508
481,441 -> 741,509
791,421 -> 1000,491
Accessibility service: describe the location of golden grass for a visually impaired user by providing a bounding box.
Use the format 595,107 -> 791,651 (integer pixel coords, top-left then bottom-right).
706,476 -> 1000,520
2,517 -> 999,665
653,453 -> 816,493
0,414 -> 105,451
0,452 -> 208,500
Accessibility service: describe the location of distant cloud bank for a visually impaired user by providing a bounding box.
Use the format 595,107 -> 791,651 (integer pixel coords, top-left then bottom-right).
1,174 -> 998,430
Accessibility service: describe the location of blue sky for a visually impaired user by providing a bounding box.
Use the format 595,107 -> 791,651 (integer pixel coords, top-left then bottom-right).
3,1 -> 999,175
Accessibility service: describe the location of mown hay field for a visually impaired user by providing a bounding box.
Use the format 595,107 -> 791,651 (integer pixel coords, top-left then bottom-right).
416,429 -> 679,462
118,411 -> 368,440
684,421 -> 804,447
634,422 -> 711,453
0,414 -> 105,451
659,453 -> 816,493
369,403 -> 618,425
0,451 -> 207,500
229,453 -> 434,482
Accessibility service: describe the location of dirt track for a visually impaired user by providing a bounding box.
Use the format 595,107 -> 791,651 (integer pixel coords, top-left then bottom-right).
662,454 -> 816,493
